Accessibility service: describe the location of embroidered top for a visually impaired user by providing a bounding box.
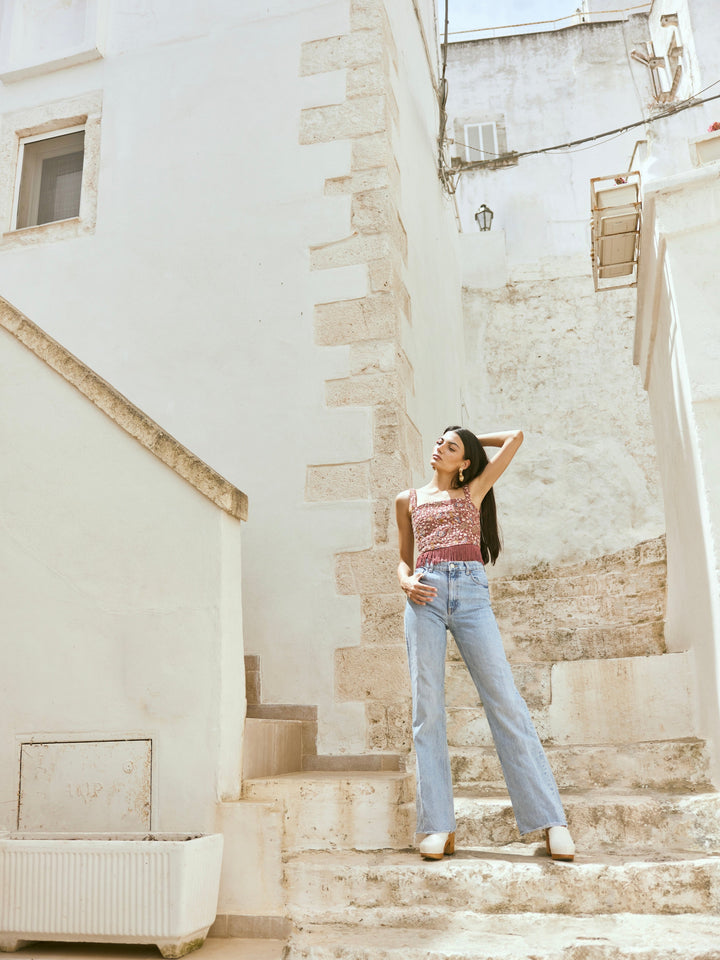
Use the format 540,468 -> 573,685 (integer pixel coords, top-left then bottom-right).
410,485 -> 483,567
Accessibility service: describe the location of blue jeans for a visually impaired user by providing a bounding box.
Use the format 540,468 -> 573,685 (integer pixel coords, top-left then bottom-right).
404,561 -> 567,835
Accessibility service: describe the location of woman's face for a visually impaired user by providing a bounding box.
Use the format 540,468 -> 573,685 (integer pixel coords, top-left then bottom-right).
431,431 -> 467,473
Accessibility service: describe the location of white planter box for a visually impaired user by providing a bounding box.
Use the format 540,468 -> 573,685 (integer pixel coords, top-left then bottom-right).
0,833 -> 223,958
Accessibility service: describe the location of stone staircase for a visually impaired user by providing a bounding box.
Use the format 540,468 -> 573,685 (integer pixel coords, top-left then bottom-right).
278,536 -> 720,958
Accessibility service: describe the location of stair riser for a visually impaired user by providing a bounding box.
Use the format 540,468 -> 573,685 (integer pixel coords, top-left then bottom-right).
499,621 -> 666,662
446,661 -> 551,710
506,538 -> 666,580
451,741 -> 714,793
243,778 -> 415,852
446,707 -> 549,747
454,795 -> 720,853
448,653 -> 696,747
287,937 -> 720,960
492,593 -> 664,631
285,859 -> 720,918
287,940 -> 720,960
281,800 -> 413,851
490,567 -> 666,601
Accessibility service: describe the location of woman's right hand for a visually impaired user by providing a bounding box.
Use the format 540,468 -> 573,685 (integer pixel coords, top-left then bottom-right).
401,570 -> 437,605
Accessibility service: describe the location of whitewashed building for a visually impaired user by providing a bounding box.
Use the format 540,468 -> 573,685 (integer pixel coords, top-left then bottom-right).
2,0 -> 720,953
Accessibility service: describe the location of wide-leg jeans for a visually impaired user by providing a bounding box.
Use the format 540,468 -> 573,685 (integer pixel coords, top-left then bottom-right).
404,560 -> 567,835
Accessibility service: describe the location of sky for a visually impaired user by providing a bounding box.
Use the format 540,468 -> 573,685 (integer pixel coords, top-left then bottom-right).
442,1 -> 594,38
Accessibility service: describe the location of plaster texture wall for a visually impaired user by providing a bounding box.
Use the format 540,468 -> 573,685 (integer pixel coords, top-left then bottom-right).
0,0 -> 465,755
446,18 -> 653,257
382,0 -> 465,481
0,321 -> 245,835
637,0 -> 720,183
635,170 -> 720,775
624,0 -> 720,777
460,245 -> 662,575
303,0 -> 464,752
445,20 -> 664,574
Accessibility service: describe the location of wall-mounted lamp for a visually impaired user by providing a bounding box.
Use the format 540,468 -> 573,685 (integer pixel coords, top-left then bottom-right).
474,204 -> 493,231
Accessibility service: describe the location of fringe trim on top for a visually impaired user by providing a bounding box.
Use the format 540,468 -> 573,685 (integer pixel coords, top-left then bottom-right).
416,543 -> 483,568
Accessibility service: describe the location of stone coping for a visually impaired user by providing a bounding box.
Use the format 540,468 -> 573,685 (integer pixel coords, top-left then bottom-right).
0,295 -> 248,521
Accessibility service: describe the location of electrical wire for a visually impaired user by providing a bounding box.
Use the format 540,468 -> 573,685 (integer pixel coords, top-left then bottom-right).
454,81 -> 720,171
447,4 -> 652,38
437,0 -> 454,192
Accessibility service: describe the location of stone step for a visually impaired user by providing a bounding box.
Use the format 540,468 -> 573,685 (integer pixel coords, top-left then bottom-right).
447,652 -> 696,747
507,537 -> 666,581
242,717 -> 303,779
284,848 -> 720,921
286,914 -> 720,960
453,792 -> 720,853
491,589 -> 664,632
490,564 -> 666,601
242,770 -> 415,850
498,618 -> 666,663
446,659 -> 551,710
450,738 -> 714,793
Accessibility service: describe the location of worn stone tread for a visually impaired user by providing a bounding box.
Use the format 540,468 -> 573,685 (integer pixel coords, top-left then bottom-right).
495,619 -> 666,662
453,791 -> 720,853
490,567 -> 666,600
288,914 -> 720,959
490,589 -> 664,631
284,848 -> 720,918
449,738 -> 713,792
499,537 -> 666,581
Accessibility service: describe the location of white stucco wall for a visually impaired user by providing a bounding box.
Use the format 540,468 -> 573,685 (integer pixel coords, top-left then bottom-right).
636,172 -> 720,775
0,326 -> 245,833
446,18 -> 653,260
460,245 -> 662,574
383,0 -> 465,483
444,20 -> 664,573
0,0 -> 467,754
630,0 -> 720,773
0,0 -> 373,753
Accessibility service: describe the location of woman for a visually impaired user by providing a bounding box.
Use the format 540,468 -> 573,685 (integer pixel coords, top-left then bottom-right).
395,426 -> 574,862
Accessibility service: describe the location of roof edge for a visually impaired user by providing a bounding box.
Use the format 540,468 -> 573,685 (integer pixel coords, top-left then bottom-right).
0,295 -> 248,522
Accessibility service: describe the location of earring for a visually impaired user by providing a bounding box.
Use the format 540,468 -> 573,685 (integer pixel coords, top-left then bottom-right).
458,467 -> 465,483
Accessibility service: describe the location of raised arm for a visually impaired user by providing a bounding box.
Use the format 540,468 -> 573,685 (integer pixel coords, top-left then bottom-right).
469,429 -> 524,501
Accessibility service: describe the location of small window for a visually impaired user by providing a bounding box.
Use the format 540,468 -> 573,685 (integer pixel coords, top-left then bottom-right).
15,129 -> 85,229
464,122 -> 498,162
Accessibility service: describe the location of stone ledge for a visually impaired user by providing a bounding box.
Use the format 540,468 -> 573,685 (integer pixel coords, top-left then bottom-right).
326,371 -> 404,408
352,131 -> 394,169
335,644 -> 409,701
367,699 -> 412,751
0,296 -> 248,521
310,232 -> 390,271
351,187 -> 397,234
324,166 -> 393,196
314,293 -> 401,346
306,461 -> 371,501
300,32 -> 384,77
335,545 -> 398,595
299,96 -> 389,145
361,593 -> 405,643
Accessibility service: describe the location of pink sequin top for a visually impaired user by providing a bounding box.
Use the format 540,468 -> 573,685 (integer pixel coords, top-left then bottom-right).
410,486 -> 483,567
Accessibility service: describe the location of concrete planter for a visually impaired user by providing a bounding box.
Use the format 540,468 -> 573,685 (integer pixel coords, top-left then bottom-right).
0,833 -> 224,958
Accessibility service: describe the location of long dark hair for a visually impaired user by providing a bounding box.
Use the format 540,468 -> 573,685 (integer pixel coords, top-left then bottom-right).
444,425 -> 502,565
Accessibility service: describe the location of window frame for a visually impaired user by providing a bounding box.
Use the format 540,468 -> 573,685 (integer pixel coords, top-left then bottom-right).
463,121 -> 499,163
13,125 -> 86,231
0,90 -> 102,249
